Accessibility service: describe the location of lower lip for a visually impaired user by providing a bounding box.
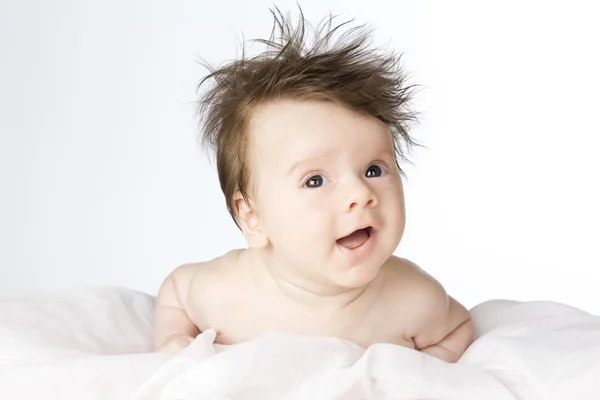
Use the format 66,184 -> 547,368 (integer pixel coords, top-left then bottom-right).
336,229 -> 377,261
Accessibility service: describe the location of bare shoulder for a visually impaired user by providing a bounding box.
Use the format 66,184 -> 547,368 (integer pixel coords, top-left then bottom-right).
382,256 -> 447,299
169,250 -> 244,304
192,249 -> 244,281
166,250 -> 246,327
380,256 -> 450,327
382,256 -> 472,350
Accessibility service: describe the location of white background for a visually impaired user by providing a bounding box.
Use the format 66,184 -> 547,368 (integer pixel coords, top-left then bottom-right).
1,0 -> 598,314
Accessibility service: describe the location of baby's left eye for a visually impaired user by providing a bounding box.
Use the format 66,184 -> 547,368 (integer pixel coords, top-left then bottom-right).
365,165 -> 385,178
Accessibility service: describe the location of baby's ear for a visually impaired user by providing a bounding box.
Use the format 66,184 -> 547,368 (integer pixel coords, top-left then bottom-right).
232,191 -> 269,248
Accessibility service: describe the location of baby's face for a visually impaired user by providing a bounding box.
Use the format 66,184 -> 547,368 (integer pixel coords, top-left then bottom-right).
247,99 -> 406,288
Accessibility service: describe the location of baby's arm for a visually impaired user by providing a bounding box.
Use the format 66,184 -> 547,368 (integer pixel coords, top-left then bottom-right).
406,270 -> 474,363
154,264 -> 200,354
415,295 -> 473,362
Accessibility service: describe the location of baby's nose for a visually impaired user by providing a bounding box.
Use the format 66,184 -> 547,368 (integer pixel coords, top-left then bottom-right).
343,181 -> 377,211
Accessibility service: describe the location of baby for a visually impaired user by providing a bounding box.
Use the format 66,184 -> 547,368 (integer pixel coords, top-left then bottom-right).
154,9 -> 474,363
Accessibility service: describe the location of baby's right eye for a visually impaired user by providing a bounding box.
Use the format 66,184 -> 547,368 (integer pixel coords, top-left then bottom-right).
304,175 -> 329,188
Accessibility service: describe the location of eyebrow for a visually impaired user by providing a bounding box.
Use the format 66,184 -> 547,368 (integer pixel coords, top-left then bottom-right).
286,145 -> 395,176
287,152 -> 332,176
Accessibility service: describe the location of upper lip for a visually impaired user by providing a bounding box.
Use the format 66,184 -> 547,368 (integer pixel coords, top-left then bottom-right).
338,224 -> 376,240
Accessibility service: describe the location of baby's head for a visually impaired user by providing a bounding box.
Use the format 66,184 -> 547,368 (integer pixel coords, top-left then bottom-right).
197,9 -> 419,289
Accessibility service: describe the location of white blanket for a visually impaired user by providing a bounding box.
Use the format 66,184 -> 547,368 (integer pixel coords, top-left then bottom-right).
1,287 -> 599,399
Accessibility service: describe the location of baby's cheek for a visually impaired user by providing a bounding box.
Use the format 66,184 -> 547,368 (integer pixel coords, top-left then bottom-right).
378,204 -> 405,248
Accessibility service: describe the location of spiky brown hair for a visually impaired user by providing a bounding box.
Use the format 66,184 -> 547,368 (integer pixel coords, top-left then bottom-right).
197,7 -> 420,226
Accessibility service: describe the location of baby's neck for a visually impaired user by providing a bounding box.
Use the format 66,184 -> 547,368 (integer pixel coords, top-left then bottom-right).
246,248 -> 374,311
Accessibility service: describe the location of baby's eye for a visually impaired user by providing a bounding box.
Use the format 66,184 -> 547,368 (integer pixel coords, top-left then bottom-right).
365,164 -> 386,178
304,175 -> 329,188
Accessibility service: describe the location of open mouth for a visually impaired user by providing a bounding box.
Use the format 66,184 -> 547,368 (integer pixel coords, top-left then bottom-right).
336,227 -> 373,250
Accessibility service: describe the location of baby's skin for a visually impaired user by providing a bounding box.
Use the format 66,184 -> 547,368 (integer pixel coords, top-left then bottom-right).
154,99 -> 473,362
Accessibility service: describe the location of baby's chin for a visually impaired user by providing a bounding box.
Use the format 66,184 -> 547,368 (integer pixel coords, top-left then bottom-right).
330,261 -> 383,289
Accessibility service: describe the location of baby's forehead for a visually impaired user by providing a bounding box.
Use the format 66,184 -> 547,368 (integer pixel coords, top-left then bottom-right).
246,101 -> 325,156
248,99 -> 320,135
247,99 -> 391,146
247,113 -> 395,175
246,100 -> 395,178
